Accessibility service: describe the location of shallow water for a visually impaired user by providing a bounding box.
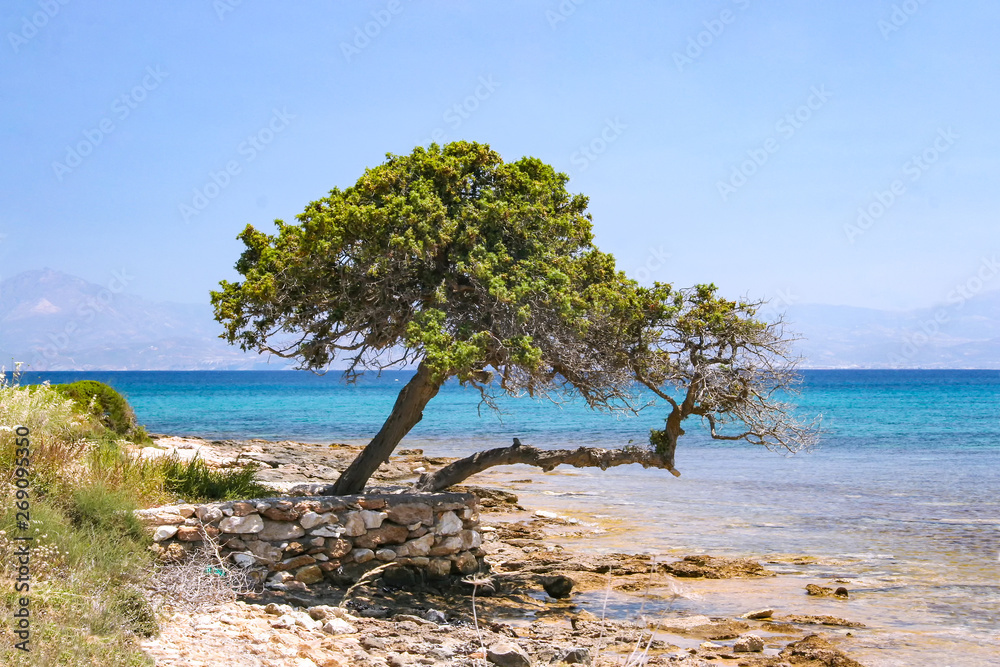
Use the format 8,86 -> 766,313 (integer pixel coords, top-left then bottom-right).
14,369 -> 1000,664
474,464 -> 1000,666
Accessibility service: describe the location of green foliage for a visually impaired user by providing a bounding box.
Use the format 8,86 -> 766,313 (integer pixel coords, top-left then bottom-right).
0,372 -> 161,664
0,493 -> 156,665
211,141 -> 634,399
160,455 -> 274,502
104,586 -> 159,638
66,484 -> 146,543
53,380 -> 149,442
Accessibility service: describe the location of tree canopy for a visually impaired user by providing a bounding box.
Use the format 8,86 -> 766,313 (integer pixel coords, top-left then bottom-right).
213,141 -> 817,494
213,141 -> 642,493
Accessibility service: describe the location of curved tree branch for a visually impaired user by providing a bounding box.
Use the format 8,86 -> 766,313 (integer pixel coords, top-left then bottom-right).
412,438 -> 680,492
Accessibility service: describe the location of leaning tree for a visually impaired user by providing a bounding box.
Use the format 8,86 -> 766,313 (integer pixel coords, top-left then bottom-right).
213,141 -> 818,494
212,141 -> 643,494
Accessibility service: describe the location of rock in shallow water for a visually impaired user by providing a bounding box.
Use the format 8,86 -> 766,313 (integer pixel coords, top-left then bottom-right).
733,634 -> 764,652
662,554 -> 774,579
541,575 -> 575,598
806,583 -> 849,598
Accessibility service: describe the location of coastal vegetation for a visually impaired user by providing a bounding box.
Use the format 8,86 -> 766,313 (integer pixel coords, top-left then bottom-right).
212,141 -> 818,494
0,370 -> 269,665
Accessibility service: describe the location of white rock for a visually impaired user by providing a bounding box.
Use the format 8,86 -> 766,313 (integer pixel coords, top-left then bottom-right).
435,511 -> 463,536
310,524 -> 345,538
322,618 -> 356,635
734,634 -> 765,652
271,614 -> 297,629
153,525 -> 179,542
459,529 -> 482,550
196,506 -> 224,523
395,534 -> 435,557
535,510 -> 559,519
359,510 -> 387,529
219,514 -> 264,534
231,552 -> 255,568
291,611 -> 319,630
342,512 -> 366,537
299,511 -> 327,529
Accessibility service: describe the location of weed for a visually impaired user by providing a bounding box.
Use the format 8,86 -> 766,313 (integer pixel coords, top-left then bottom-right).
160,455 -> 274,502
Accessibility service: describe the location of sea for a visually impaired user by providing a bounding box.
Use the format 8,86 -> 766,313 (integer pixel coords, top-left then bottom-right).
13,369 -> 1000,665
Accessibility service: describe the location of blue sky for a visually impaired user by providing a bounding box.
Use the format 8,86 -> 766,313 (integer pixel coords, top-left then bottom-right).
1,0 -> 998,311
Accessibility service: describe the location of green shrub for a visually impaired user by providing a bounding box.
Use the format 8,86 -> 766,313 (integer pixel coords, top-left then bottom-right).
66,484 -> 146,543
105,586 -> 159,638
161,455 -> 274,501
53,380 -> 149,442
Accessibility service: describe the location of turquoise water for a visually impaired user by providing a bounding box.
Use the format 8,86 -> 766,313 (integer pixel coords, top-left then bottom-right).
13,369 -> 1000,665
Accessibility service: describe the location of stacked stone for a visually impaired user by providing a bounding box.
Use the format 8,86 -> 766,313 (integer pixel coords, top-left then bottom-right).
136,492 -> 483,585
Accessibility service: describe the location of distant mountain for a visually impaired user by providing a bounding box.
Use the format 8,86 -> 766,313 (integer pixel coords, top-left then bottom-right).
1,269 -> 997,370
784,292 -> 1000,368
0,269 -> 289,370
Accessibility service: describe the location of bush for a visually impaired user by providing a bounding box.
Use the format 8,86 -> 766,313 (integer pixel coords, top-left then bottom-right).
53,380 -> 149,442
66,484 -> 146,543
106,586 -> 159,638
161,455 -> 274,502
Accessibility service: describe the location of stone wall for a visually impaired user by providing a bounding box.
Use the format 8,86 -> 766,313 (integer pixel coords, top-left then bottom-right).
136,492 -> 483,587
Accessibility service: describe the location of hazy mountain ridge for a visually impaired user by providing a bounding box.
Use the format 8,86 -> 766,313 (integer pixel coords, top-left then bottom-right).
1,269 -> 997,370
0,269 -> 287,370
784,294 -> 1000,368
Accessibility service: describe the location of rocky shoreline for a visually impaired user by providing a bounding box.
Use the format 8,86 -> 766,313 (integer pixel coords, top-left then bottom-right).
137,436 -> 870,666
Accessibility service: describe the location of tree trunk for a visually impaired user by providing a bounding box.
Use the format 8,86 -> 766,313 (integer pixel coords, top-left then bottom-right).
331,362 -> 442,495
660,409 -> 684,469
413,439 -> 681,492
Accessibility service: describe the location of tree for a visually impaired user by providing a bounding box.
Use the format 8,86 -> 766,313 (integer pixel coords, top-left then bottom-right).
413,283 -> 819,491
211,141 -> 638,494
213,141 -> 818,495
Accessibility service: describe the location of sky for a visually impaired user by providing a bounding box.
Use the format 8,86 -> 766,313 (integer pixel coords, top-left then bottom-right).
1,0 -> 998,312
